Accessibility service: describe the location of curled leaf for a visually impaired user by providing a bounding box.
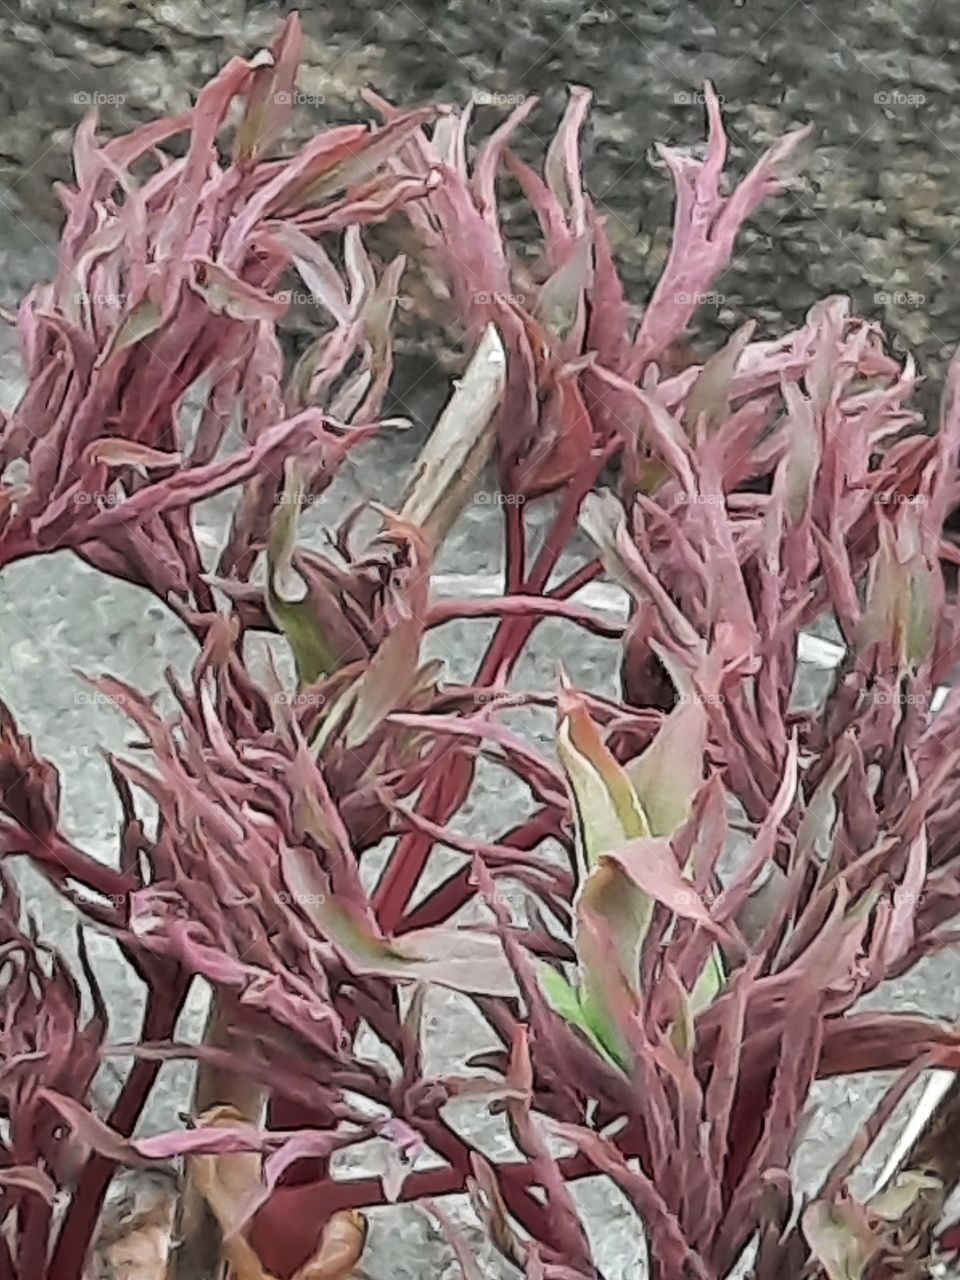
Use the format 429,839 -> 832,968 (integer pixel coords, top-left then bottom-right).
83,439 -> 182,474
534,231 -> 593,344
192,259 -> 289,322
265,461 -> 341,686
627,671 -> 707,838
280,848 -> 519,997
801,1197 -> 878,1280
778,380 -> 821,524
108,296 -> 162,355
682,320 -> 755,434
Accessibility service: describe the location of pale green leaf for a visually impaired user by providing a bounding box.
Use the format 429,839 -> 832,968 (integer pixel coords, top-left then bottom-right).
801,1200 -> 878,1280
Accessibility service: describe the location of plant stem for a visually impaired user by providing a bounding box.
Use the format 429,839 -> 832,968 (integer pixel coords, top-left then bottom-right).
51,977 -> 189,1280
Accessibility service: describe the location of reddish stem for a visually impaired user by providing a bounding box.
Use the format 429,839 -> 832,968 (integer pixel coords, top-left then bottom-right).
505,498 -> 526,592
476,447 -> 615,688
383,449 -> 615,935
548,556 -> 604,600
427,594 -> 622,638
18,1163 -> 51,1280
51,976 -> 189,1280
1,827 -> 133,905
266,1095 -> 342,1186
396,808 -> 568,935
250,1144 -> 609,1277
373,761 -> 469,933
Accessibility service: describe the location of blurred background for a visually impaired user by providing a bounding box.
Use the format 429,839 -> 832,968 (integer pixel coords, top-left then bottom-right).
1,0 -> 958,417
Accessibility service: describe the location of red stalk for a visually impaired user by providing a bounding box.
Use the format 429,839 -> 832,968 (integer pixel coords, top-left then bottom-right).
427,594 -> 622,638
378,443 -> 616,936
373,747 -> 475,933
475,445 -> 616,687
50,979 -> 190,1280
1,828 -> 133,906
548,556 -> 604,599
380,450 -> 615,936
505,498 -> 526,592
250,1143 -> 607,1276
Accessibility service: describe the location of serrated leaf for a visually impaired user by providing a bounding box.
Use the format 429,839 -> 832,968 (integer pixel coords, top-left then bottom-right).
779,380 -> 821,524
906,557 -> 936,667
538,953 -> 631,1071
573,891 -> 638,1072
682,320 -> 755,434
576,859 -> 652,996
192,258 -> 287,322
271,224 -> 350,324
534,231 -> 592,343
857,512 -> 936,670
340,512 -> 429,749
867,1171 -> 941,1222
282,844 -> 517,997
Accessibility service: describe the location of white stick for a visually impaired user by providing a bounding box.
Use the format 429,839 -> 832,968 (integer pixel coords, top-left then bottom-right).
399,323 -> 505,551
